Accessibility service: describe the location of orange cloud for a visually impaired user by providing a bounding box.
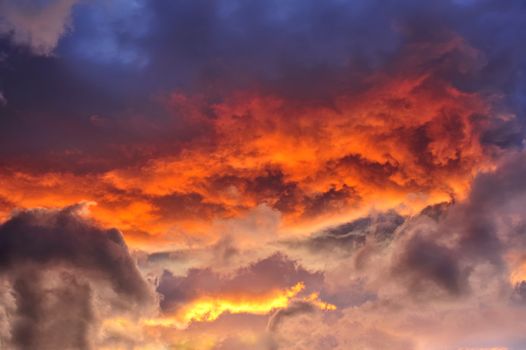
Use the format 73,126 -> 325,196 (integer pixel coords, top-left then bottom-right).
0,38 -> 497,249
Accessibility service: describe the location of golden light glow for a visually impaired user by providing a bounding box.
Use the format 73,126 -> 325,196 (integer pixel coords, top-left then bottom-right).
510,261 -> 526,286
505,252 -> 526,286
304,292 -> 337,311
144,282 -> 335,329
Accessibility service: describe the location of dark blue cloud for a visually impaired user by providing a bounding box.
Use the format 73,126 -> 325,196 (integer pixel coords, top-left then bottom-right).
52,0 -> 526,101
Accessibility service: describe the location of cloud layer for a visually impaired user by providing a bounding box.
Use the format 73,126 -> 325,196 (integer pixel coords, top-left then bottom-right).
1,0 -> 526,349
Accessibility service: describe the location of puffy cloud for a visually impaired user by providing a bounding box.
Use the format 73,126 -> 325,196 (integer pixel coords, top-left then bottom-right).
157,253 -> 324,314
0,0 -> 79,55
0,203 -> 154,302
263,152 -> 526,349
0,204 -> 156,349
8,270 -> 94,350
135,252 -> 336,348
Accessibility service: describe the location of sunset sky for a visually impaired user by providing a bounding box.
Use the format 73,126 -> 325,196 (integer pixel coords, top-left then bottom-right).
1,1 -> 526,349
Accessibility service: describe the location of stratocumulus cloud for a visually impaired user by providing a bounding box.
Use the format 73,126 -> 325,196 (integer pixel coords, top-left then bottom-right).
1,0 -> 526,349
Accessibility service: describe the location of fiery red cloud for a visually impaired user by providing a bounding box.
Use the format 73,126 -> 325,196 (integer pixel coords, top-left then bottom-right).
0,38 -> 497,249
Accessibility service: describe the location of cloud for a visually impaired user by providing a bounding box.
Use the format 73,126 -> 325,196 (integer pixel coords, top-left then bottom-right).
264,151 -> 526,349
157,253 -> 324,314
266,300 -> 316,332
212,335 -> 277,350
0,0 -> 524,176
0,203 -> 153,302
392,234 -> 467,297
1,1 -> 526,348
0,0 -> 79,55
2,0 -> 526,249
287,210 -> 405,259
0,204 -> 156,349
8,269 -> 94,350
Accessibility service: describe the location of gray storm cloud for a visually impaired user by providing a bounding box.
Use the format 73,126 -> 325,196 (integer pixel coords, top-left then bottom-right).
0,204 -> 156,349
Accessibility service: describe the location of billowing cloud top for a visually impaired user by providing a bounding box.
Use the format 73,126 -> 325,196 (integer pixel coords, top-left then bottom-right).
1,0 -> 526,349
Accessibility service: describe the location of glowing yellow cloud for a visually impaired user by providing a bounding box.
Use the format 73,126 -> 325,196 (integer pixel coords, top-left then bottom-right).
303,292 -> 337,311
144,282 -> 335,329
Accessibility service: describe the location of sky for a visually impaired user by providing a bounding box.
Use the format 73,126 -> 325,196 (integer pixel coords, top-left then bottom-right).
1,0 -> 526,349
